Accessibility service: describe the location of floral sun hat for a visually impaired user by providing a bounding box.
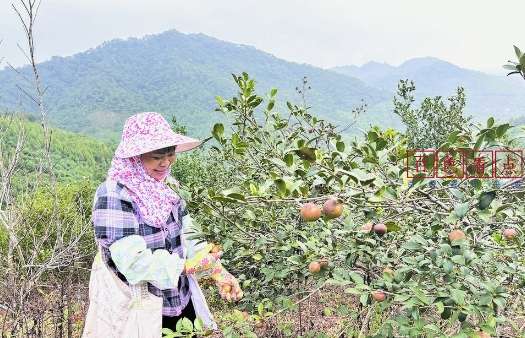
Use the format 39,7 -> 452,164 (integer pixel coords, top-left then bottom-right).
115,112 -> 202,158
107,112 -> 200,227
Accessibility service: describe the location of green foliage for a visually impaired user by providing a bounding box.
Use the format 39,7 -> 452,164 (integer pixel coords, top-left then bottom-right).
10,178 -> 96,270
393,79 -> 472,150
503,45 -> 525,80
0,114 -> 114,186
161,317 -> 215,337
178,73 -> 524,337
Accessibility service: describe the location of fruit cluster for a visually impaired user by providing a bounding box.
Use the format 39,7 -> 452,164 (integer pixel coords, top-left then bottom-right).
300,198 -> 344,222
359,222 -> 387,237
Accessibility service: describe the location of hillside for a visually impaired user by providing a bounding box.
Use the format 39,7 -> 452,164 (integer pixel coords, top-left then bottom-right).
0,114 -> 114,184
331,57 -> 525,123
0,30 -> 396,142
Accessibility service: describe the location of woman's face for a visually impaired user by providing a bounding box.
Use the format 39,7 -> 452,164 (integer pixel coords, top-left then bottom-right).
141,149 -> 177,181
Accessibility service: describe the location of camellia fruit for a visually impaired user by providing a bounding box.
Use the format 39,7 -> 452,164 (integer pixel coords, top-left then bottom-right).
210,244 -> 222,253
374,223 -> 387,237
449,229 -> 466,242
322,198 -> 344,219
503,228 -> 517,239
359,222 -> 373,231
372,290 -> 386,302
319,258 -> 329,269
383,267 -> 394,276
308,261 -> 321,273
478,332 -> 491,338
300,203 -> 321,222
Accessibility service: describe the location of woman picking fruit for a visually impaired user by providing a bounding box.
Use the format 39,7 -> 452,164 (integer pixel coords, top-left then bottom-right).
85,112 -> 242,335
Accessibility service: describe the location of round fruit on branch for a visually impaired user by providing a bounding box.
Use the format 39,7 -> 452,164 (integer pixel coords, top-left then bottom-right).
372,290 -> 386,302
373,223 -> 387,237
322,198 -> 344,219
308,261 -> 321,273
300,203 -> 321,222
319,258 -> 329,269
210,243 -> 222,253
359,222 -> 373,231
449,229 -> 466,242
503,228 -> 517,239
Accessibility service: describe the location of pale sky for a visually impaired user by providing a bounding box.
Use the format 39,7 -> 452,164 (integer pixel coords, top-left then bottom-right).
0,0 -> 522,75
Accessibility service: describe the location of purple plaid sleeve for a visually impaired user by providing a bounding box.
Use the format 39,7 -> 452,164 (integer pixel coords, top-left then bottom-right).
92,181 -> 139,249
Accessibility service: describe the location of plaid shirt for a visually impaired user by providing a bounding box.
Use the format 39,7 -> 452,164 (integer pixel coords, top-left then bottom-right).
92,180 -> 191,317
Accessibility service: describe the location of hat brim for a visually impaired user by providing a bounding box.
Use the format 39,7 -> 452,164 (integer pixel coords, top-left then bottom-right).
115,134 -> 203,158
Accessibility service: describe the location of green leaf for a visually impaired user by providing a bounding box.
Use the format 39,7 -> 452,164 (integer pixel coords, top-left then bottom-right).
384,186 -> 398,200
295,146 -> 316,162
436,301 -> 444,314
274,179 -> 287,196
478,209 -> 490,223
194,317 -> 204,331
478,191 -> 496,210
487,117 -> 494,128
493,296 -> 506,308
454,202 -> 470,218
412,287 -> 430,305
448,130 -> 461,143
337,305 -> 350,315
359,293 -> 369,306
480,281 -> 496,293
450,289 -> 465,305
449,188 -> 464,201
287,255 -> 302,265
349,272 -> 364,285
496,124 -> 510,139
514,45 -> 523,59
478,292 -> 493,306
401,241 -> 421,250
283,153 -> 294,167
226,193 -> 246,201
451,255 -> 465,265
473,134 -> 485,150
304,166 -> 320,178
213,123 -> 224,136
384,220 -> 401,231
443,258 -> 453,274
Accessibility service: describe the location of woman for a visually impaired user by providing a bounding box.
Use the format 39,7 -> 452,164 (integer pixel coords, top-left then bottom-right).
90,112 -> 242,333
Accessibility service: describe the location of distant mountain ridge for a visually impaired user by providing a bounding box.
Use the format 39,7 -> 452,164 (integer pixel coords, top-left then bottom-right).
0,30 -> 523,143
331,57 -> 525,121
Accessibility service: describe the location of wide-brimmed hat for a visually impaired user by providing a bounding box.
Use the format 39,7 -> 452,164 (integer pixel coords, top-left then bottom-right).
114,112 -> 202,158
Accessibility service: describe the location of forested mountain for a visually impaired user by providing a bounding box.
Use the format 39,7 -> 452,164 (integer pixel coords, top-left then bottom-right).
331,58 -> 525,122
0,29 -> 523,144
0,114 -> 114,183
0,30 -> 395,142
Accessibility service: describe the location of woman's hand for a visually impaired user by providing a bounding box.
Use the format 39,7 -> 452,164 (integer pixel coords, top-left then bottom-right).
184,243 -> 222,274
210,262 -> 243,302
